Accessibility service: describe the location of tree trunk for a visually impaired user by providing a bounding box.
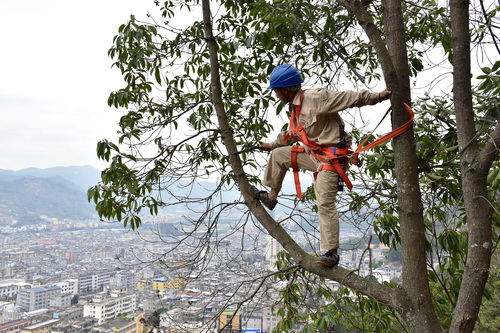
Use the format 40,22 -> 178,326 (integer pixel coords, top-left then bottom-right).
382,0 -> 441,331
203,0 -> 498,331
449,0 -> 494,331
338,0 -> 441,331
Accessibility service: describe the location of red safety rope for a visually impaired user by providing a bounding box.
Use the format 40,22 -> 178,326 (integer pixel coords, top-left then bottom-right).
352,103 -> 414,165
290,145 -> 306,198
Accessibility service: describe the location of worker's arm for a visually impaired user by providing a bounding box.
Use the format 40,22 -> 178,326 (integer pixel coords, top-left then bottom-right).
260,142 -> 273,151
312,88 -> 390,116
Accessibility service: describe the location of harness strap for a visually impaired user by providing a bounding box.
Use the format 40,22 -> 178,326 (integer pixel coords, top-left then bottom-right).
290,145 -> 305,199
318,162 -> 353,190
352,103 -> 414,164
283,90 -> 415,197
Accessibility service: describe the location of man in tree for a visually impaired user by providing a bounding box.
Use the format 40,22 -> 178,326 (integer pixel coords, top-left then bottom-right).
251,64 -> 391,267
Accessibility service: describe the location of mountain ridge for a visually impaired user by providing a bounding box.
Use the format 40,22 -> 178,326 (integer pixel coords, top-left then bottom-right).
0,166 -> 101,224
0,165 -> 306,225
0,165 -> 101,190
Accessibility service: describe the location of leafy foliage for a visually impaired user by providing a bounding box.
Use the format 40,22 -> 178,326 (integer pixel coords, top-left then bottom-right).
88,0 -> 499,331
88,0 -> 394,229
273,251 -> 406,332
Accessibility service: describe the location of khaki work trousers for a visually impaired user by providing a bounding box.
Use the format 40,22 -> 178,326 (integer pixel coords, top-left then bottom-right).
262,146 -> 340,250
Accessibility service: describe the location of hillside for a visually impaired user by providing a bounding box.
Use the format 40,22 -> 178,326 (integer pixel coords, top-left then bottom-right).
0,165 -> 101,189
0,166 -> 100,224
0,165 -> 312,225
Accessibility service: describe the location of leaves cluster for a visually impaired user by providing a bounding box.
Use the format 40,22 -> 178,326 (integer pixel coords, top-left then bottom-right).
273,251 -> 406,332
88,0 -> 499,331
88,0 -> 389,229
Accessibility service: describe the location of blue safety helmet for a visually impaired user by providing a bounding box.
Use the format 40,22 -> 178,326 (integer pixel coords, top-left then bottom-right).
267,64 -> 304,89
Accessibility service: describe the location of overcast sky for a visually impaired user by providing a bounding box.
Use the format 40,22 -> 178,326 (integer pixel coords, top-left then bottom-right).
0,0 -> 391,173
5,1 -> 491,173
0,0 -> 161,171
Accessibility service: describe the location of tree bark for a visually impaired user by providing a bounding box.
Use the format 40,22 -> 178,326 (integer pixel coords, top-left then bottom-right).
203,0 -> 498,331
338,0 -> 441,331
381,0 -> 441,331
449,0 -> 495,331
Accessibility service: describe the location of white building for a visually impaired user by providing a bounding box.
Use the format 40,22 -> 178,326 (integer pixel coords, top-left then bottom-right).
262,307 -> 280,333
78,271 -> 112,293
0,279 -> 31,298
241,312 -> 263,332
53,279 -> 79,295
265,235 -> 283,268
16,286 -> 61,312
110,271 -> 139,291
49,293 -> 72,308
83,292 -> 137,324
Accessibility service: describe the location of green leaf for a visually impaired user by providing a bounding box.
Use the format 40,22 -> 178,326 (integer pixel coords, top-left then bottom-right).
154,67 -> 161,84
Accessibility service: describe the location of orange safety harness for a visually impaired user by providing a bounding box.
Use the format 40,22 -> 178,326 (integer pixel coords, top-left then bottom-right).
284,90 -> 414,199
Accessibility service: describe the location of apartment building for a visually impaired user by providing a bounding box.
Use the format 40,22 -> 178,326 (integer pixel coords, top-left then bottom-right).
110,272 -> 138,291
82,292 -> 137,325
241,312 -> 263,332
262,307 -> 280,333
151,277 -> 185,291
218,310 -> 242,333
49,293 -> 72,308
0,280 -> 31,298
16,286 -> 61,312
78,271 -> 112,293
53,279 -> 78,295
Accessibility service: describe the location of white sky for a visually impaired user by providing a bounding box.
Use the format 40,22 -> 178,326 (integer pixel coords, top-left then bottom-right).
0,0 -> 160,171
0,0 -> 390,173
1,1 -> 494,172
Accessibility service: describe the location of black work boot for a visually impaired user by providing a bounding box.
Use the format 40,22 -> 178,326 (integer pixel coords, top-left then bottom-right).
249,185 -> 278,210
316,251 -> 340,267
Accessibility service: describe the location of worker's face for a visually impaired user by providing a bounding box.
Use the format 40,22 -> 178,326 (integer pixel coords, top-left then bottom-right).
273,88 -> 288,104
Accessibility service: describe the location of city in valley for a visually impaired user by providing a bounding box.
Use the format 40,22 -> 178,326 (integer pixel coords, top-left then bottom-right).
0,213 -> 402,333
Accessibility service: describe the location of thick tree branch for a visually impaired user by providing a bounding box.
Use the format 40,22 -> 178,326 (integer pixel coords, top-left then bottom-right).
337,0 -> 441,331
201,0 -> 403,313
450,0 -> 494,331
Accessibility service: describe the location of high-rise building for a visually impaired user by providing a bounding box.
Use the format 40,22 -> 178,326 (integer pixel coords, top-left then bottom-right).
262,307 -> 280,333
65,252 -> 76,263
264,235 -> 283,263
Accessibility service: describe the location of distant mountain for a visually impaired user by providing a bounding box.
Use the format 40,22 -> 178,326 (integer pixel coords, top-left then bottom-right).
0,165 -> 101,190
0,166 -> 101,224
0,165 -> 312,225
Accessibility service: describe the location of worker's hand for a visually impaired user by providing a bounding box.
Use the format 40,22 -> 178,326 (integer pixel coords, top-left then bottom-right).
260,143 -> 272,151
379,89 -> 392,101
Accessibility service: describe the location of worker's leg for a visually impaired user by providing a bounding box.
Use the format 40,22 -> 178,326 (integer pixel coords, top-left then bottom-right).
314,169 -> 340,251
263,146 -> 316,200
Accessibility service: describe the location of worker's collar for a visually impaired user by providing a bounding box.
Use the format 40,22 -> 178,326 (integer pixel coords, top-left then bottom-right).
291,88 -> 303,106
